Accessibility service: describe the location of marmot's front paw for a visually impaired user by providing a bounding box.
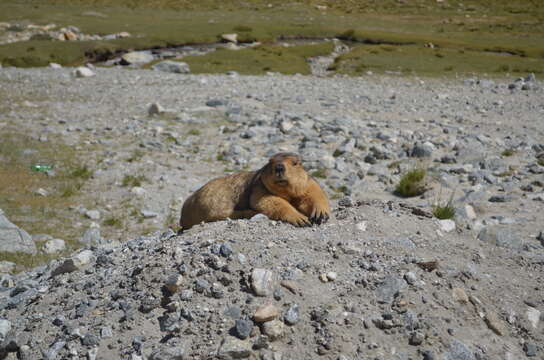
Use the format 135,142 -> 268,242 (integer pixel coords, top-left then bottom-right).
310,206 -> 331,225
286,212 -> 312,227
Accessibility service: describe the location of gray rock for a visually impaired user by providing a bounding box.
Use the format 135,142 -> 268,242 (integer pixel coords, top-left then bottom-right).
42,239 -> 66,254
0,319 -> 11,341
524,343 -> 538,357
85,209 -> 100,220
100,327 -> 113,338
43,340 -> 66,360
409,331 -> 424,346
234,319 -> 253,340
404,272 -> 417,285
206,99 -> 228,107
261,320 -> 284,341
251,268 -> 276,297
52,250 -> 95,276
149,103 -> 165,116
284,304 -> 300,325
82,333 -> 100,346
150,345 -> 187,360
0,261 -> 15,274
152,60 -> 190,74
0,208 -> 37,254
79,227 -> 102,246
411,142 -> 434,158
217,337 -> 252,359
73,67 -> 95,78
477,227 -> 522,249
141,209 -> 159,218
376,276 -> 406,304
443,339 -> 475,360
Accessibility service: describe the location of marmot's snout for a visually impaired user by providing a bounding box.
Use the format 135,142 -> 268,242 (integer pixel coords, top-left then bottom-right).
275,163 -> 285,178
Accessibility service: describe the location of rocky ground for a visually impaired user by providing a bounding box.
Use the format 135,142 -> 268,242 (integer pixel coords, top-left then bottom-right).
0,64 -> 543,359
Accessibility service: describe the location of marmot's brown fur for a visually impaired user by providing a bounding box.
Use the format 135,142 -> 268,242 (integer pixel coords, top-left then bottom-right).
180,153 -> 331,229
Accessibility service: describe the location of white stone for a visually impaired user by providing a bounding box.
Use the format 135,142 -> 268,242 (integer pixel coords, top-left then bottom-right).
221,33 -> 238,43
43,239 -> 66,254
0,319 -> 11,340
73,67 -> 95,78
326,272 -> 337,281
121,51 -> 154,65
34,188 -> 48,196
73,250 -> 94,267
526,307 -> 541,329
85,210 -> 100,220
356,221 -> 367,232
439,219 -> 456,233
49,63 -> 62,69
130,187 -> 146,196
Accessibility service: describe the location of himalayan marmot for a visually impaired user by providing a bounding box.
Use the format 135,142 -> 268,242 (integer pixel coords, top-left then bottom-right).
180,152 -> 331,229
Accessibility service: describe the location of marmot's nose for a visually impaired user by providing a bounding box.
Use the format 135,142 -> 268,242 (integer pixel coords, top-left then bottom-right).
275,163 -> 285,173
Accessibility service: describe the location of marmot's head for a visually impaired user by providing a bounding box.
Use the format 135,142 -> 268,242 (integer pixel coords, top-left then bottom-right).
261,153 -> 308,198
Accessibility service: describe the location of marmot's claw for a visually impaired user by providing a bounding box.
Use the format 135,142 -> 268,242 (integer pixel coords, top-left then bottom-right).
310,211 -> 330,225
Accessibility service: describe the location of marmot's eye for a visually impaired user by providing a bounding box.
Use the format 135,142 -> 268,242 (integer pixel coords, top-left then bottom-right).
292,161 -> 299,166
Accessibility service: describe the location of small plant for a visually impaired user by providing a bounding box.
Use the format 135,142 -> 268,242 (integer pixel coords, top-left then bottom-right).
103,217 -> 122,228
395,168 -> 427,197
187,129 -> 201,136
311,168 -> 327,179
70,165 -> 93,179
122,174 -> 147,187
537,157 -> 544,167
501,148 -> 515,157
126,149 -> 145,163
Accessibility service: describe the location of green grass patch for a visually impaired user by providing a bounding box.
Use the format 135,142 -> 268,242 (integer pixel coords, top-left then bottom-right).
103,216 -> 122,228
121,174 -> 148,187
0,132 -> 89,268
334,44 -> 544,77
432,189 -> 455,220
0,0 -> 542,77
395,168 -> 427,197
311,168 -> 328,179
181,42 -> 334,75
70,165 -> 93,179
187,129 -> 201,136
501,148 -> 515,157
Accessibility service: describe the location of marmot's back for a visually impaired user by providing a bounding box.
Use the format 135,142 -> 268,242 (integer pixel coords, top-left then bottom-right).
180,171 -> 257,229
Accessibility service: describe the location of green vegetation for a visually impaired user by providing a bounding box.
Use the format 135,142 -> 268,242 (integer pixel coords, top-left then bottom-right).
187,129 -> 201,136
311,168 -> 328,179
103,216 -> 122,228
537,157 -> 544,167
125,149 -> 145,163
432,190 -> 456,220
181,42 -> 334,75
70,165 -> 93,179
395,168 -> 427,197
0,132 -> 88,267
121,174 -> 148,187
0,0 -> 541,76
333,44 -> 544,77
501,148 -> 515,157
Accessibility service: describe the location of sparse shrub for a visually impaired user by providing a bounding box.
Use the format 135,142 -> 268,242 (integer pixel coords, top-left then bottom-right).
187,129 -> 201,136
126,149 -> 145,163
122,174 -> 147,187
395,168 -> 427,197
538,158 -> 544,166
311,168 -> 327,179
103,217 -> 122,228
501,148 -> 515,157
70,165 -> 93,179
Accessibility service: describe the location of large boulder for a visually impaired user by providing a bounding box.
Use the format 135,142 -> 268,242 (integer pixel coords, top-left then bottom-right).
0,209 -> 37,255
